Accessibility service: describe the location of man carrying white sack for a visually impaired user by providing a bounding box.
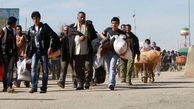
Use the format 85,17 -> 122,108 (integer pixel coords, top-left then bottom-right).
100,17 -> 125,90
119,24 -> 140,85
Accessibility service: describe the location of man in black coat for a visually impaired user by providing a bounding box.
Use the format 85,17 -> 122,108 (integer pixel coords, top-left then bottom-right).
0,17 -> 17,93
25,11 -> 58,93
119,24 -> 140,85
68,11 -> 97,90
152,42 -> 161,76
152,42 -> 161,51
57,25 -> 76,88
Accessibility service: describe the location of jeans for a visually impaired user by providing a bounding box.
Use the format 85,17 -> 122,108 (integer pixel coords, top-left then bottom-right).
31,50 -> 49,90
2,54 -> 14,89
104,52 -> 118,86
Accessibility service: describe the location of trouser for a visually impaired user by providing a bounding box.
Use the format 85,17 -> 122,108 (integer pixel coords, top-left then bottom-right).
104,52 -> 118,86
2,54 -> 14,89
58,59 -> 75,83
120,57 -> 134,83
171,61 -> 177,70
119,58 -> 128,80
51,58 -> 61,79
73,54 -> 93,84
31,50 -> 49,90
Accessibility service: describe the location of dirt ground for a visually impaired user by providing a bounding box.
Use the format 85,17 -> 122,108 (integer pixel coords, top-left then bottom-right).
0,70 -> 194,109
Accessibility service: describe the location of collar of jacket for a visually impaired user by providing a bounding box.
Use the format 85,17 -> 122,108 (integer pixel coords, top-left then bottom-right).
32,22 -> 44,30
73,22 -> 87,28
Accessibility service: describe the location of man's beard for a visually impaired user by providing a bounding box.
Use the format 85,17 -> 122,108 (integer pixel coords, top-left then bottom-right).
80,20 -> 85,24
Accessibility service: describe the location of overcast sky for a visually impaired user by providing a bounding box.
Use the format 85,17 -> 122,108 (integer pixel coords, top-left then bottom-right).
0,0 -> 193,50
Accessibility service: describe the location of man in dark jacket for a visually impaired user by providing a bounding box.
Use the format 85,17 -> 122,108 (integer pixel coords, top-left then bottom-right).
152,42 -> 161,51
25,11 -> 58,93
152,42 -> 161,75
57,25 -> 76,88
68,11 -> 97,90
0,17 -> 17,93
119,24 -> 140,85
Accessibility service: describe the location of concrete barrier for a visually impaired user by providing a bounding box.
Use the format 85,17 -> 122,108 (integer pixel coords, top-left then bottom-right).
184,46 -> 194,77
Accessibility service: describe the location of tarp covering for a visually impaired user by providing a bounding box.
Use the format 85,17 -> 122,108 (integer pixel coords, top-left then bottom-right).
178,48 -> 188,53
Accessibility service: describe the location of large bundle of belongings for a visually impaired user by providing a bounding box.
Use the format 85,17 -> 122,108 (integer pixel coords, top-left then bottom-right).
17,59 -> 31,81
135,50 -> 161,63
176,56 -> 186,64
134,50 -> 161,83
113,36 -> 132,59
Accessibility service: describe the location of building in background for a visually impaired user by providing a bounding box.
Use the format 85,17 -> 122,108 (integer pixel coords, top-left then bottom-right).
0,8 -> 19,29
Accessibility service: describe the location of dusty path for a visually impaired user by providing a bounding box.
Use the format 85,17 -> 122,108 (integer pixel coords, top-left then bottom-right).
0,71 -> 194,109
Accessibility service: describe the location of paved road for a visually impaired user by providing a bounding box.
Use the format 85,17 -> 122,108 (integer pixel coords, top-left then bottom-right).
0,70 -> 194,109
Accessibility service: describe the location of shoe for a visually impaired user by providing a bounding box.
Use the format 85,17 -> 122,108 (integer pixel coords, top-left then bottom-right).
29,88 -> 37,93
13,81 -> 20,88
3,88 -> 7,92
24,81 -> 30,88
57,81 -> 65,88
109,85 -> 114,90
90,80 -> 97,86
25,84 -> 30,88
76,83 -> 83,90
7,87 -> 14,93
121,78 -> 126,83
127,82 -> 133,86
52,76 -> 56,80
40,90 -> 47,93
84,82 -> 90,89
73,80 -> 77,88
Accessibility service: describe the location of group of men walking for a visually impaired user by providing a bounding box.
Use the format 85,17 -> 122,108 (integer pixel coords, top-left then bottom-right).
0,11 -> 141,93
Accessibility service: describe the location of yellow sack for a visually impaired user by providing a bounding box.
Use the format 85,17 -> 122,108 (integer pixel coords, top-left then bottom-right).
48,49 -> 61,58
135,50 -> 161,63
